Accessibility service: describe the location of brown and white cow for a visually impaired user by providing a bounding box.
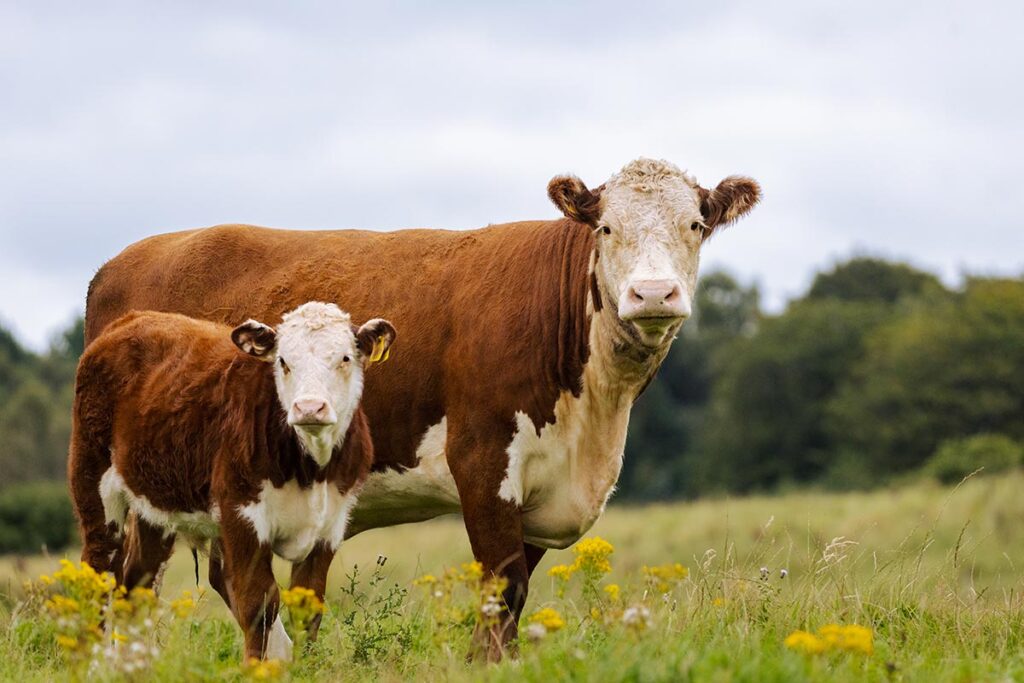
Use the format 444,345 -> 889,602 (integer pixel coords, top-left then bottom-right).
84,158 -> 760,658
68,302 -> 395,660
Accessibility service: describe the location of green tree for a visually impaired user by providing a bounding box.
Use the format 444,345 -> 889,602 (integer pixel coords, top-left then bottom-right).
697,299 -> 893,492
828,278 -> 1024,475
807,257 -> 944,304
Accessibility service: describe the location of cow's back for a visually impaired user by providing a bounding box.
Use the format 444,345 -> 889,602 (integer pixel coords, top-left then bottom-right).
85,221 -> 591,471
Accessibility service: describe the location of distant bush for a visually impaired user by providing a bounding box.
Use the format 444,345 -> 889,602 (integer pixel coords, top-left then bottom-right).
0,481 -> 77,554
924,434 -> 1024,485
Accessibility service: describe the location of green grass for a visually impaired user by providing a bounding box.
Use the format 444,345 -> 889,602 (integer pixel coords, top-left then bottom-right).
3,471 -> 1024,681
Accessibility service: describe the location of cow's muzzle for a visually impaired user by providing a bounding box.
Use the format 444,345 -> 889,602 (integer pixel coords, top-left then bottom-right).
617,279 -> 690,345
289,398 -> 337,429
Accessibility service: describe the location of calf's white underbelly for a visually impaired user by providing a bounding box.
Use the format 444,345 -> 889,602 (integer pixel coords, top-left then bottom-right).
99,466 -> 356,563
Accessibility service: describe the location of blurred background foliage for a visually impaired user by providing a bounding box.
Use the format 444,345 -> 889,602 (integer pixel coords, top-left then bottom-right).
0,258 -> 1022,553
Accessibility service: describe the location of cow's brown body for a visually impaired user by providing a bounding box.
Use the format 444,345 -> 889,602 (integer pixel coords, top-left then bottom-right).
69,310 -> 374,659
85,220 -> 605,654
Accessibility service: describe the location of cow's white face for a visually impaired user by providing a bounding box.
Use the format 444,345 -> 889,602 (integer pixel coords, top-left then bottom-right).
231,302 -> 395,466
549,158 -> 760,348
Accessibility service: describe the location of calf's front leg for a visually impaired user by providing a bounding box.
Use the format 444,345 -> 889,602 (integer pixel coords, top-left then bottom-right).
289,541 -> 336,642
219,511 -> 290,661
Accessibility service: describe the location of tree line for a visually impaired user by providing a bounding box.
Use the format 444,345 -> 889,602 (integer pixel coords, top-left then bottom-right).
0,258 -> 1022,551
623,258 -> 1024,499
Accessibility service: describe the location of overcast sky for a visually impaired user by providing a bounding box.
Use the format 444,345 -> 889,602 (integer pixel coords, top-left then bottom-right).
1,1 -> 1021,350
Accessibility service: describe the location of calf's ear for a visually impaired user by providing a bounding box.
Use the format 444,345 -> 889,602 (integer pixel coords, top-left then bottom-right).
231,320 -> 278,360
356,318 -> 397,364
548,174 -> 603,226
698,176 -> 762,230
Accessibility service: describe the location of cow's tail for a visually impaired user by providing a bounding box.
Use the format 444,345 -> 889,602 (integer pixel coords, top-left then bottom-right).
67,357 -> 121,574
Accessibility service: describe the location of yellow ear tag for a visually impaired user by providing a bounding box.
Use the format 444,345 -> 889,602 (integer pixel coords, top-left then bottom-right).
369,337 -> 387,363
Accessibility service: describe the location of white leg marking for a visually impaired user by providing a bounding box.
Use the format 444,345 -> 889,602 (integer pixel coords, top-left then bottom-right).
265,615 -> 293,661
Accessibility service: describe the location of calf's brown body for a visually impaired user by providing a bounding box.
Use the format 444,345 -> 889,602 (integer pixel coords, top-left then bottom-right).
69,310 -> 374,659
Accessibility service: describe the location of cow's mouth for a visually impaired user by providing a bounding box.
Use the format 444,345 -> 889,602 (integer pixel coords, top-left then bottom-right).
292,422 -> 334,432
628,315 -> 683,343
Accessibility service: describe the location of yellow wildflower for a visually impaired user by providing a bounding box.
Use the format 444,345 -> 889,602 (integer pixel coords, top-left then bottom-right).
243,657 -> 285,680
55,635 -> 79,650
547,564 -> 575,581
170,590 -> 197,618
459,561 -> 484,582
604,583 -> 621,602
641,563 -> 689,593
785,630 -> 827,654
528,607 -> 565,631
412,573 -> 437,586
572,537 -> 614,575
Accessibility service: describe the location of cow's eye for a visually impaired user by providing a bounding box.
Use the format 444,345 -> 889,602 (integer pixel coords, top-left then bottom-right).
341,356 -> 350,364
278,358 -> 289,374
600,225 -> 612,235
690,222 -> 700,232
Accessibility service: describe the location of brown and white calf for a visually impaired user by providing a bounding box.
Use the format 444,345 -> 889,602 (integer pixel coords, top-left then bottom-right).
84,158 -> 760,658
68,302 -> 395,660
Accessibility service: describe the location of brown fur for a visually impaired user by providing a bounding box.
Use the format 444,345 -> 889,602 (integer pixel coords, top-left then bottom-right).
68,311 -> 374,659
547,176 -> 604,226
83,220 -> 597,658
698,176 -> 762,230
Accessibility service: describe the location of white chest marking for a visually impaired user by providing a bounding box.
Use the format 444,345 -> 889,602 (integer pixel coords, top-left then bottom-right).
499,380 -> 631,549
238,480 -> 358,562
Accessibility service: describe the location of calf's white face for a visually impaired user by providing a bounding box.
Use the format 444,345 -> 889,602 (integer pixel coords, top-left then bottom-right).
231,302 -> 395,466
549,158 -> 760,348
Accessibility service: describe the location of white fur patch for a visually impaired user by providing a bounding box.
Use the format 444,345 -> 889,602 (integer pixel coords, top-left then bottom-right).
237,480 -> 359,562
596,158 -> 705,339
265,614 -> 293,661
497,326 -> 633,549
99,466 -> 220,544
273,302 -> 366,467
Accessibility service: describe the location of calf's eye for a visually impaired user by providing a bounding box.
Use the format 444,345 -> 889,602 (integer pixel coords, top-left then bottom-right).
278,358 -> 290,374
601,225 -> 612,235
690,222 -> 700,231
342,356 -> 350,364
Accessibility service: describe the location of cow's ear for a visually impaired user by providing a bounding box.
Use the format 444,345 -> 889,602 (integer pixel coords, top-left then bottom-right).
548,174 -> 603,226
356,318 -> 397,364
698,176 -> 761,230
231,320 -> 278,361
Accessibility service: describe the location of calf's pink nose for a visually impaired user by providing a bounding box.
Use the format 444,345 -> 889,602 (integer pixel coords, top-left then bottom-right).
292,399 -> 331,424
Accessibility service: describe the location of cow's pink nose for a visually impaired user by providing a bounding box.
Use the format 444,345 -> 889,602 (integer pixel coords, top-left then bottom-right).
627,280 -> 681,306
620,279 -> 689,320
291,399 -> 332,425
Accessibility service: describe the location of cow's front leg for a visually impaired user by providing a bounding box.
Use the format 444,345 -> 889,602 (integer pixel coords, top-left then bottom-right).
447,422 -> 528,662
219,511 -> 288,662
289,541 -> 335,642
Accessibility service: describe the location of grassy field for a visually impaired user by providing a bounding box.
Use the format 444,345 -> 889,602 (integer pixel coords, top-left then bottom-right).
3,471 -> 1024,681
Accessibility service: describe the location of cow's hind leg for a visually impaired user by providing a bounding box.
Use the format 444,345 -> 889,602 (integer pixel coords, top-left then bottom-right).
289,541 -> 335,643
121,516 -> 176,593
446,419 -> 529,662
67,397 -> 121,573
